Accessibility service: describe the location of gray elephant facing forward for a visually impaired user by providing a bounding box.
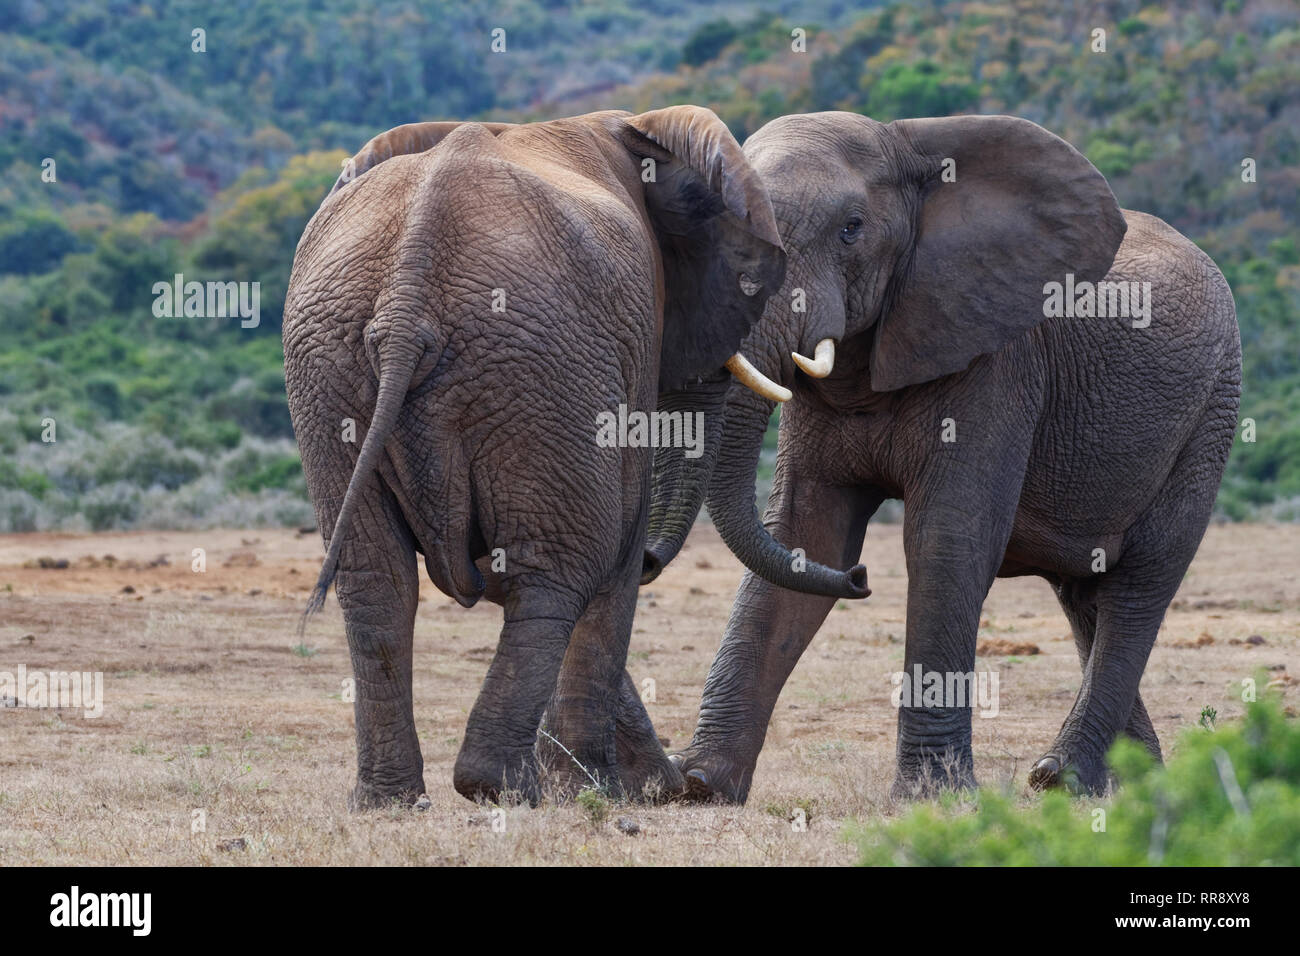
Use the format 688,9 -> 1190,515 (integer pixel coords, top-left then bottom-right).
283,107 -> 867,809
666,112 -> 1241,801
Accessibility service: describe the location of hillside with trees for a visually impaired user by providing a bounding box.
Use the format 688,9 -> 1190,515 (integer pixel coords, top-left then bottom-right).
1,0 -> 1296,529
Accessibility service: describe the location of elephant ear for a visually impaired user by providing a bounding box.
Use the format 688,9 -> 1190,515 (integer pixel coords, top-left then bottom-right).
330,121 -> 514,194
613,106 -> 787,392
871,115 -> 1126,392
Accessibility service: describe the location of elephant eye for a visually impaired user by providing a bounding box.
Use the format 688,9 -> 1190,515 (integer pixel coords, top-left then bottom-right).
839,218 -> 863,244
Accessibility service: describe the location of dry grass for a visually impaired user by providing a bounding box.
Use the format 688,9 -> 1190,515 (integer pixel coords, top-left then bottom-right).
0,523 -> 1294,865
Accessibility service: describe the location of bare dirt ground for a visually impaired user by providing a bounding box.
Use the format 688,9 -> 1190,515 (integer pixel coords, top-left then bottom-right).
0,523 -> 1295,865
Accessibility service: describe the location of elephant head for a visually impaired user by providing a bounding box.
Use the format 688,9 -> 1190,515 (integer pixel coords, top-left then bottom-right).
702,112 -> 1126,588
608,108 -> 865,598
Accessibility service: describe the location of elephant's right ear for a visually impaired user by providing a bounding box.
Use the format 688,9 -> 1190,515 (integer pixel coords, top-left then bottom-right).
610,106 -> 787,392
871,115 -> 1127,391
331,121 -> 514,194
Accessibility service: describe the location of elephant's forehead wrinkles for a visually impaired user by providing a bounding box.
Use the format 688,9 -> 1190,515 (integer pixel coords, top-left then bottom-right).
750,145 -> 844,182
749,114 -> 885,158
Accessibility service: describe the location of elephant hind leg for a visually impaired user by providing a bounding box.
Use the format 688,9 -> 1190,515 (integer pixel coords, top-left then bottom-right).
1031,574 -> 1177,795
1052,578 -> 1161,759
538,559 -> 684,802
453,583 -> 583,806
324,483 -> 425,811
612,669 -> 683,800
1033,390 -> 1234,795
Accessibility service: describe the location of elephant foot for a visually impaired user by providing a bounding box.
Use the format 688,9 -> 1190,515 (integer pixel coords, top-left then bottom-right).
347,776 -> 426,812
668,748 -> 753,804
617,747 -> 683,803
536,746 -> 618,801
1027,754 -> 1064,790
536,734 -> 683,803
613,718 -> 684,802
453,748 -> 541,806
543,766 -> 613,801
540,669 -> 685,803
888,768 -> 977,802
535,718 -> 631,800
890,744 -> 977,802
1028,748 -> 1110,796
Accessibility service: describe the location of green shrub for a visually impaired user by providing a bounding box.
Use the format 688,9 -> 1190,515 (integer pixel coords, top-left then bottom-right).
682,19 -> 739,67
82,482 -> 141,531
205,375 -> 293,438
176,419 -> 243,453
0,460 -> 52,498
95,433 -> 205,491
576,787 -> 611,825
852,695 -> 1300,865
231,453 -> 303,494
84,374 -> 125,420
864,60 -> 980,122
0,210 -> 82,276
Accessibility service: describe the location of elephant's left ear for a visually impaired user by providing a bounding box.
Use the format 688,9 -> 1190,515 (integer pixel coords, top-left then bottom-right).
872,115 -> 1127,391
610,106 -> 787,392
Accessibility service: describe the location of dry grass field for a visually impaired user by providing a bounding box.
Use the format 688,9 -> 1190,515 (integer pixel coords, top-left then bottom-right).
0,522 -> 1295,866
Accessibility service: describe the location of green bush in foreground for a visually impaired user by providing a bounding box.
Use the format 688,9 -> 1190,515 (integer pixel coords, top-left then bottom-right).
853,695 -> 1300,865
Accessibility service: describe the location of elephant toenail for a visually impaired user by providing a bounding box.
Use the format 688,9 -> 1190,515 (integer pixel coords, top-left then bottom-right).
1030,755 -> 1061,789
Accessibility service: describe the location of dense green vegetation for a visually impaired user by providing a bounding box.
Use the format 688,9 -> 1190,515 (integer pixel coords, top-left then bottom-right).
1,0 -> 760,530
852,693 -> 1300,865
0,151 -> 344,530
624,0 -> 1300,519
1,0 -> 1296,528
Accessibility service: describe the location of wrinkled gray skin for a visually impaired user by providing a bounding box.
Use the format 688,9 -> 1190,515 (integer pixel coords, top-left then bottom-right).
282,107 -> 865,809
663,112 -> 1241,801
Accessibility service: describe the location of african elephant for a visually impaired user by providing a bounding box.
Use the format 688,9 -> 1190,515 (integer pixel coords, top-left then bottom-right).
663,112 -> 1241,801
282,107 -> 867,809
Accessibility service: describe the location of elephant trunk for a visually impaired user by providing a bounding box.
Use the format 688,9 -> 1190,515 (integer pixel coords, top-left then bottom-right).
705,382 -> 867,598
641,378 -> 730,584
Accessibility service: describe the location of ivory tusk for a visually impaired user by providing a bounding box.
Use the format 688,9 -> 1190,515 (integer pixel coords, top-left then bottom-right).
791,338 -> 835,378
725,352 -> 792,403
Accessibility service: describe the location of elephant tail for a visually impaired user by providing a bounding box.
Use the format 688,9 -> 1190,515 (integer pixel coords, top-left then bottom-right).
299,331 -> 422,637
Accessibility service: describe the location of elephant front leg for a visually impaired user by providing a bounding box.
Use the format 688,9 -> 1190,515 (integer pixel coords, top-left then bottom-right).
891,506 -> 1013,800
891,573 -> 980,800
675,481 -> 878,804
